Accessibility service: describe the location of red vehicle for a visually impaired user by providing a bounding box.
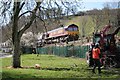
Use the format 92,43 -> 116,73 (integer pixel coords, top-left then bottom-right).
86,25 -> 120,68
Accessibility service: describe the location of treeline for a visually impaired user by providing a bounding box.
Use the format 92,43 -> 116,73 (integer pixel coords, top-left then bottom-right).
76,8 -> 120,27
1,8 -> 120,42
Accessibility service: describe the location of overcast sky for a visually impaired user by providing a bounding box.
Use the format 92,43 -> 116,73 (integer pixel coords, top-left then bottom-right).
81,2 -> 104,11
82,0 -> 119,11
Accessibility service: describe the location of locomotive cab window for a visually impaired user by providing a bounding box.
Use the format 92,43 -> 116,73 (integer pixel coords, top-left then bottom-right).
73,27 -> 78,31
67,27 -> 78,31
68,28 -> 73,31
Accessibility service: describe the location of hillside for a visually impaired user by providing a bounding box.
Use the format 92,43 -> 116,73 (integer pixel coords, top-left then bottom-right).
61,15 -> 120,37
63,16 -> 95,37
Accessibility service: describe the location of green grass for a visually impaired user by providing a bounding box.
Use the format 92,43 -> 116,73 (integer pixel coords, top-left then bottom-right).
2,54 -> 120,80
0,58 -> 2,80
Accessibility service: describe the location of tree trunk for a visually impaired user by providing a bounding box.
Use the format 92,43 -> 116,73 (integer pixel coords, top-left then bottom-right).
12,35 -> 21,68
11,2 -> 41,68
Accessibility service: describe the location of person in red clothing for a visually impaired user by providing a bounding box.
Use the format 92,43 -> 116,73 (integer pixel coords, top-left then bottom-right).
92,43 -> 101,74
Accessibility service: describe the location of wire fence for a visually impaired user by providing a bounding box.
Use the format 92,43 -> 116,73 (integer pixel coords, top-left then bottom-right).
36,45 -> 90,58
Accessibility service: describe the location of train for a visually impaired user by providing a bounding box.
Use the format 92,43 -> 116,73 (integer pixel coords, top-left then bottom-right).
37,24 -> 79,46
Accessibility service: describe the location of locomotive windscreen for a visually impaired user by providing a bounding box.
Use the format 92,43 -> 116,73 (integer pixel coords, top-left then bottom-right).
67,24 -> 79,31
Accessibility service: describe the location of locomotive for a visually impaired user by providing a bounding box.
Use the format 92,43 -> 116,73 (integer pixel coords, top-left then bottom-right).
37,24 -> 79,46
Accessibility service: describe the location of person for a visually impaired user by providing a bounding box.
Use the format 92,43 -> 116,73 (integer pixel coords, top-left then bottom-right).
88,43 -> 95,67
92,43 -> 101,74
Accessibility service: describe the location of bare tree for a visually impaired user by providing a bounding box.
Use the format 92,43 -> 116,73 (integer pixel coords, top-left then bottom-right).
0,0 -> 82,68
88,9 -> 103,33
103,1 -> 120,27
102,2 -> 120,34
102,3 -> 111,24
88,2 -> 119,34
13,2 -> 41,68
117,1 -> 120,26
2,24 -> 12,42
81,16 -> 87,37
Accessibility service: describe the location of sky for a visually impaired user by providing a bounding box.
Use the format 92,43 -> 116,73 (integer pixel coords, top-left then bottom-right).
80,0 -> 120,11
82,2 -> 104,11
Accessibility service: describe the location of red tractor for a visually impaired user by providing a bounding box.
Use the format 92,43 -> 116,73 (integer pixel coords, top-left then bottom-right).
86,25 -> 120,68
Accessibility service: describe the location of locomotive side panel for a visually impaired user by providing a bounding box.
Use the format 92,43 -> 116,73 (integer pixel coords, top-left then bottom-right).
48,27 -> 68,39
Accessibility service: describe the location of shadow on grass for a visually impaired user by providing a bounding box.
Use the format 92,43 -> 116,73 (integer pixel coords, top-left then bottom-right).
22,66 -> 77,71
42,67 -> 71,71
2,71 -> 37,80
2,67 -> 120,80
2,68 -> 91,80
85,67 -> 120,77
102,68 -> 120,75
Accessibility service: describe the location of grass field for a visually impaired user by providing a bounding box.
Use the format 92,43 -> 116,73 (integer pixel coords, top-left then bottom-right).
2,54 -> 120,80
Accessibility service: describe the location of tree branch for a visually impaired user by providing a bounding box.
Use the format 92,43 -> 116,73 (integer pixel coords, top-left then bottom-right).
18,2 -> 41,38
36,15 -> 48,33
18,11 -> 33,19
19,2 -> 25,11
112,27 -> 120,35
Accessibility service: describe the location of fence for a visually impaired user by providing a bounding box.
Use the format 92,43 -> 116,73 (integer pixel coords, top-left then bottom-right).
36,45 -> 90,58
